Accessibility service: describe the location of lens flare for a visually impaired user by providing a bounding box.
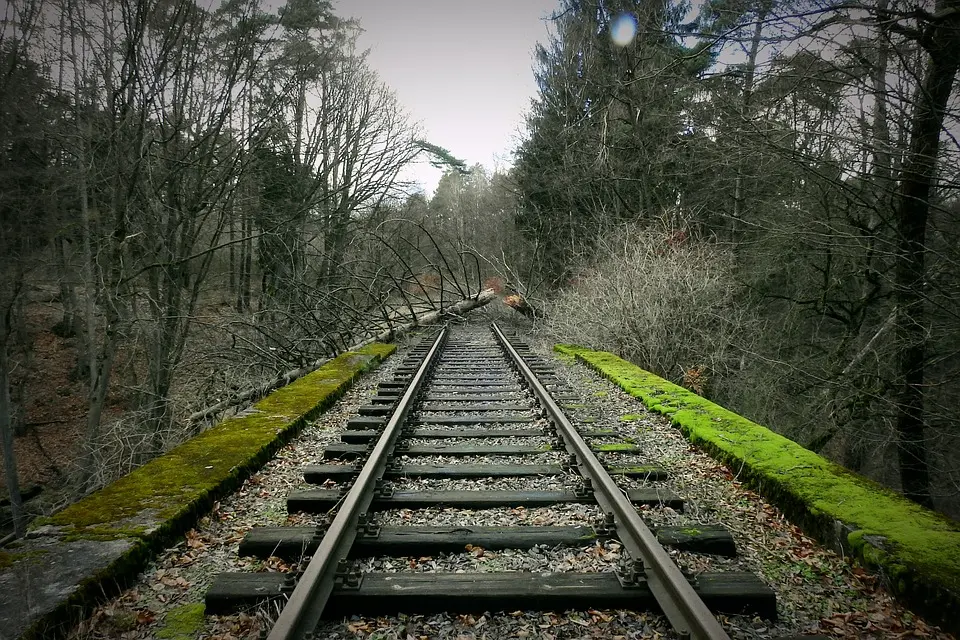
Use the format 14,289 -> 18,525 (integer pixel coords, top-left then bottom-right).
611,13 -> 637,47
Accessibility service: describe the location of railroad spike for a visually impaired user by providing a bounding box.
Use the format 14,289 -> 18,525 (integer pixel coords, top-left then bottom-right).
279,571 -> 299,594
337,479 -> 355,499
356,512 -> 381,539
596,512 -> 617,537
385,459 -> 403,474
615,557 -> 646,588
575,478 -> 594,500
374,479 -> 395,499
333,559 -> 363,591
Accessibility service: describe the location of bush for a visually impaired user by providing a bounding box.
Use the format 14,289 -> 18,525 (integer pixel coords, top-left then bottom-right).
541,221 -> 753,393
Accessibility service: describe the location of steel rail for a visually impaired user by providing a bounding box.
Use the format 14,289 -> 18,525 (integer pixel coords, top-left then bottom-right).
267,326 -> 448,640
491,322 -> 731,640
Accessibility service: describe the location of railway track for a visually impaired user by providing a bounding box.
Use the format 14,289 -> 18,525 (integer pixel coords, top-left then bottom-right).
206,323 -> 783,639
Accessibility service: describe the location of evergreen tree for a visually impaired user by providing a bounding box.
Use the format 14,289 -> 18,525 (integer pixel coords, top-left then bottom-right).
514,0 -> 709,284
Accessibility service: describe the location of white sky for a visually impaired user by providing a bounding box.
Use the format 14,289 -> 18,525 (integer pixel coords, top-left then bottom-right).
335,0 -> 557,196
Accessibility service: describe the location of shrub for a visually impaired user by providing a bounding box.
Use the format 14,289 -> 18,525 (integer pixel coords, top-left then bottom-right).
541,221 -> 753,393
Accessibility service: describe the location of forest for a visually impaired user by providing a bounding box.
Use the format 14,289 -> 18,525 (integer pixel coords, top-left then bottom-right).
1,0 -> 958,539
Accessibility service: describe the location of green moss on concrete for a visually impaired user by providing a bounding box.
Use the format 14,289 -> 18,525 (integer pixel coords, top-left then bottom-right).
618,414 -> 640,422
49,344 -> 394,539
0,548 -> 48,569
555,343 -> 960,633
156,603 -> 205,640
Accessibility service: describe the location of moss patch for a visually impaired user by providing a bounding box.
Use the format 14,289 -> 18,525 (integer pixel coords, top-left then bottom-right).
593,443 -> 639,452
556,343 -> 960,633
48,343 -> 394,540
156,603 -> 205,640
0,548 -> 48,569
618,414 -> 640,422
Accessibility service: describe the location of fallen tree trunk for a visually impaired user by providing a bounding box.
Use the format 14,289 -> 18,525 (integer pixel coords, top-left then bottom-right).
504,294 -> 544,320
187,289 -> 497,426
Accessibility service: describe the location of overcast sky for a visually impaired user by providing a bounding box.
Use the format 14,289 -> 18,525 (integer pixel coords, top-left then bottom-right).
335,0 -> 558,196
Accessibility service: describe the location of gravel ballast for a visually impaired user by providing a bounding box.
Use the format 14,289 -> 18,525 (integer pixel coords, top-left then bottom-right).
62,315 -> 954,640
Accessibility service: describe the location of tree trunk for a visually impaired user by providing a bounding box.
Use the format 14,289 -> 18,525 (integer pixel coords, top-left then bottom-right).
54,236 -> 82,338
146,350 -> 174,456
237,214 -> 247,311
870,0 -> 892,189
893,0 -> 960,507
0,313 -> 25,538
77,150 -> 121,489
229,213 -> 236,295
731,4 -> 768,241
238,65 -> 256,314
237,212 -> 252,312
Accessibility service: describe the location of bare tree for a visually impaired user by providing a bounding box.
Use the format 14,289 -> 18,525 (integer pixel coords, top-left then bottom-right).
0,0 -> 50,535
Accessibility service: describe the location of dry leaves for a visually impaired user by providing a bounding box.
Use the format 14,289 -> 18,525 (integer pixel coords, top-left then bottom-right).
209,612 -> 260,640
151,568 -> 191,591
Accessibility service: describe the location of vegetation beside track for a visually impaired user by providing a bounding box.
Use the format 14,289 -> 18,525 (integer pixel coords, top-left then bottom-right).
555,343 -> 960,635
3,343 -> 393,640
44,344 -> 395,539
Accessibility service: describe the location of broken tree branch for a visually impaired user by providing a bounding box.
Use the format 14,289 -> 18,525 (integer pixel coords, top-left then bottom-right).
186,289 -> 496,426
